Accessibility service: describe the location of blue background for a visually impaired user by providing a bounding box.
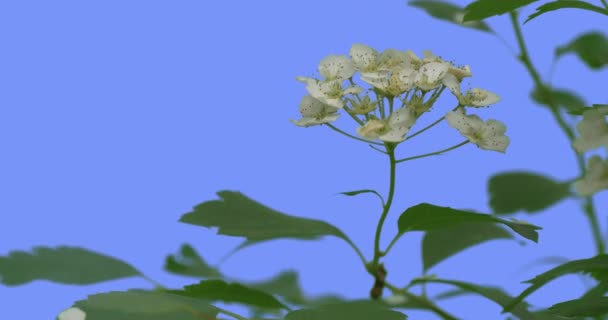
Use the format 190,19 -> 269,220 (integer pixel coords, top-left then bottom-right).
1,0 -> 607,318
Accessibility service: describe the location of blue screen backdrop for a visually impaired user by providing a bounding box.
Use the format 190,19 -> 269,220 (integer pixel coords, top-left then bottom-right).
1,0 -> 607,318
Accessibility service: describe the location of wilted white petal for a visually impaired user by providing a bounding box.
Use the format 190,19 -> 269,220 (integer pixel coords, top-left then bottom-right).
574,155 -> 608,196
461,88 -> 500,107
58,308 -> 86,320
291,95 -> 339,127
377,49 -> 410,70
448,64 -> 472,80
357,119 -> 386,140
318,55 -> 355,80
572,109 -> 608,152
349,44 -> 379,72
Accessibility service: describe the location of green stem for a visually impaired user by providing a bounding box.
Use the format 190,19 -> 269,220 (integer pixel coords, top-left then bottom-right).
405,105 -> 460,142
395,140 -> 469,164
371,143 -> 398,268
325,123 -> 384,146
383,232 -> 404,256
343,106 -> 365,125
140,274 -> 167,290
601,0 -> 608,10
384,282 -> 458,320
509,11 -> 605,254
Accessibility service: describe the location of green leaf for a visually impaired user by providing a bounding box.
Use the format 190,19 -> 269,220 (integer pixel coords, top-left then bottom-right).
505,254 -> 608,312
74,290 -> 219,320
180,191 -> 347,241
530,86 -> 586,112
285,300 -> 407,320
556,32 -> 608,70
339,189 -> 385,206
408,0 -> 493,33
0,246 -> 140,286
463,0 -> 538,22
525,0 -> 608,24
248,270 -> 344,306
567,104 -> 608,115
170,279 -> 288,310
488,171 -> 571,214
422,222 -> 513,271
397,203 -> 542,242
164,244 -> 222,278
549,297 -> 608,317
412,278 -> 537,320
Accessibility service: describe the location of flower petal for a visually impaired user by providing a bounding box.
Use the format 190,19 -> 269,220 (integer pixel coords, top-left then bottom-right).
318,55 -> 355,80
461,88 -> 500,107
349,44 -> 379,72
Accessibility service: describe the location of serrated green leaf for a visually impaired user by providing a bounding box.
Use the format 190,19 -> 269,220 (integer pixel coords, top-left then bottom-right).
170,279 -> 288,310
556,32 -> 608,70
285,300 -> 407,320
0,246 -> 140,286
463,0 -> 538,22
530,86 -> 586,112
397,203 -> 541,242
422,222 -> 513,271
74,290 -> 219,320
525,0 -> 608,24
505,254 -> 608,312
408,0 -> 492,33
180,191 -> 347,241
549,297 -> 608,317
488,171 -> 571,214
164,244 -> 222,279
339,189 -> 385,206
412,278 -> 537,320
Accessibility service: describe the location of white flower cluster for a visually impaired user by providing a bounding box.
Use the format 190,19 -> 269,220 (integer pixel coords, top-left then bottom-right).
292,44 -> 509,152
572,107 -> 608,196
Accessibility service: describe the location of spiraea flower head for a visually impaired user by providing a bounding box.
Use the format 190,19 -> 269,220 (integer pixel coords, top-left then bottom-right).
446,108 -> 509,152
572,109 -> 608,153
574,155 -> 608,196
290,95 -> 340,127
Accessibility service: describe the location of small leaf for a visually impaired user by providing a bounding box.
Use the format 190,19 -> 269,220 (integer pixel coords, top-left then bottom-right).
397,203 -> 541,242
525,0 -> 608,24
549,297 -> 608,317
567,103 -> 608,115
180,191 -> 347,241
339,189 -> 385,206
164,244 -> 222,278
530,86 -> 586,112
170,279 -> 288,310
463,0 -> 538,22
556,32 -> 608,70
504,254 -> 608,312
285,300 -> 407,320
422,222 -> 513,271
408,0 -> 493,33
74,290 -> 219,320
248,270 -> 344,306
488,171 -> 571,214
412,278 -> 537,320
0,246 -> 140,286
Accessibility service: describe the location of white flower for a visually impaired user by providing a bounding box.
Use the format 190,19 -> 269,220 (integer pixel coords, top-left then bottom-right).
441,74 -> 500,107
296,77 -> 362,109
572,109 -> 608,153
291,95 -> 339,127
415,61 -> 449,91
360,65 -> 416,96
349,44 -> 380,72
445,108 -> 510,152
58,307 -> 86,320
574,155 -> 608,196
318,54 -> 355,81
448,64 -> 472,80
356,108 -> 416,142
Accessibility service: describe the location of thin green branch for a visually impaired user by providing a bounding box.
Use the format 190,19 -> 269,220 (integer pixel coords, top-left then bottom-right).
396,140 -> 469,164
371,143 -> 398,268
384,282 -> 458,320
325,123 -> 384,146
509,11 -> 605,253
